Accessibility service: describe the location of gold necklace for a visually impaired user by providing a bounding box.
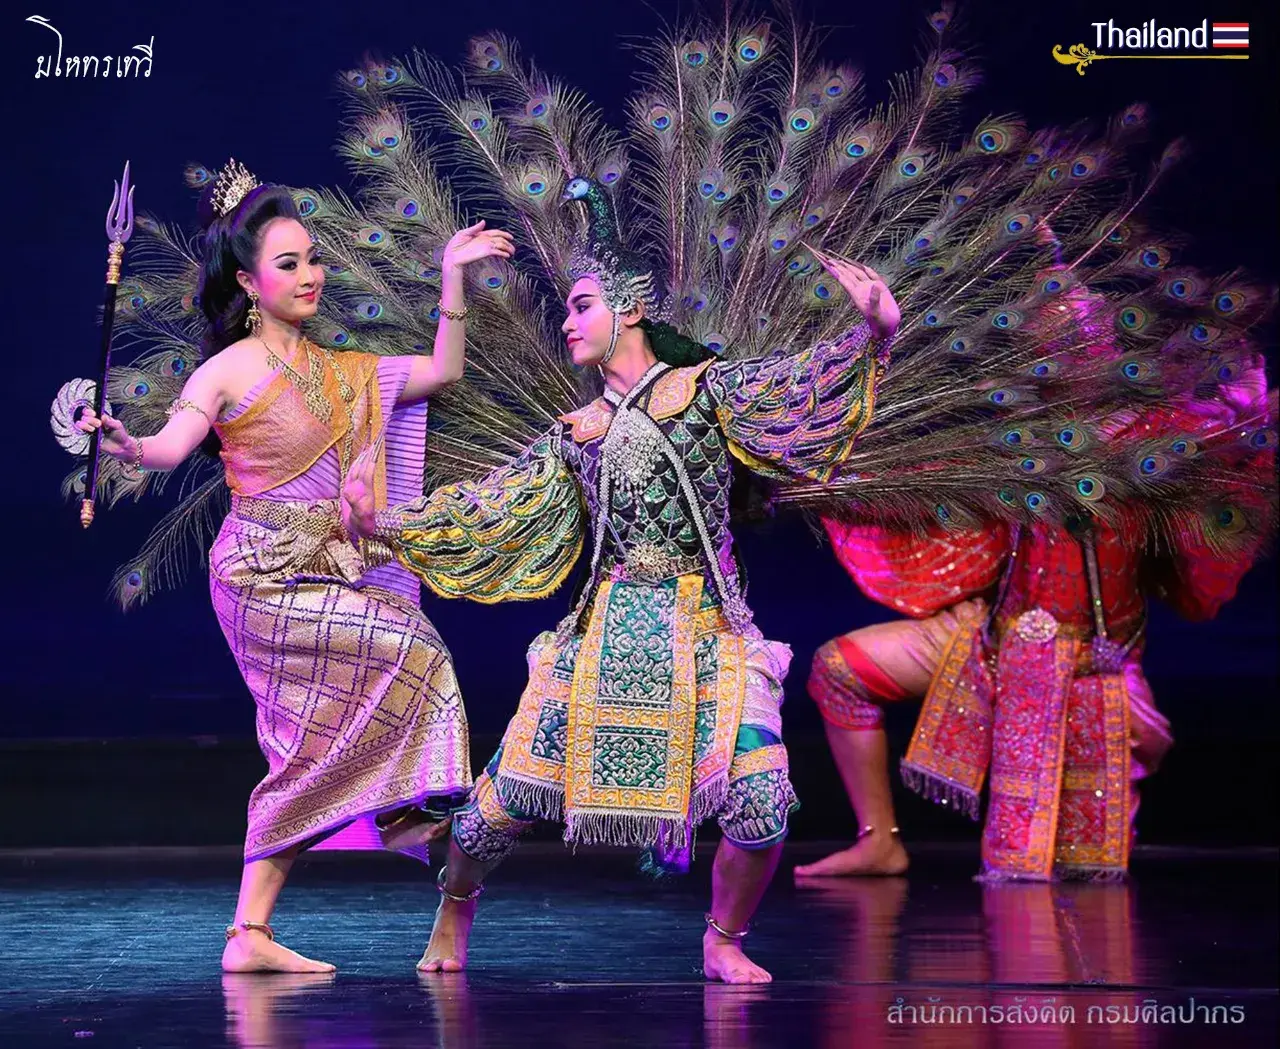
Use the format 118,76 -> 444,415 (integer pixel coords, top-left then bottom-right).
321,344 -> 359,475
263,337 -> 360,472
263,337 -> 331,423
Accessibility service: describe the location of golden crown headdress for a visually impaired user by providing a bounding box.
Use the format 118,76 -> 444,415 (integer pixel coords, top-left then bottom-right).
210,158 -> 261,218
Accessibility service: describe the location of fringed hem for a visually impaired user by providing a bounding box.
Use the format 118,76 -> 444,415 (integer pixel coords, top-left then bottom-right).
495,771 -> 733,852
974,865 -> 1129,884
973,868 -> 1054,884
900,759 -> 981,821
690,772 -> 731,827
493,774 -> 566,825
1054,863 -> 1129,883
564,810 -> 691,850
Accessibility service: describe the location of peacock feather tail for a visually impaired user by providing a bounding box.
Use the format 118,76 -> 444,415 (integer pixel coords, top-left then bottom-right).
53,2 -> 1276,607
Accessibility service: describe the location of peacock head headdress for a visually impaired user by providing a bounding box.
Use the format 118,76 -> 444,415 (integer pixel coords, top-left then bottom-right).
561,177 -> 714,367
561,177 -> 657,314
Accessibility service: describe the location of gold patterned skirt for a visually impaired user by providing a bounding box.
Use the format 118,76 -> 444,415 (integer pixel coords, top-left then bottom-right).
209,511 -> 471,861
487,573 -> 795,852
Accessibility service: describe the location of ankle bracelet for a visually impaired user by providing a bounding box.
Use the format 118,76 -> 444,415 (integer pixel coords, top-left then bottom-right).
225,920 -> 275,942
436,866 -> 484,903
855,824 -> 900,842
704,913 -> 749,940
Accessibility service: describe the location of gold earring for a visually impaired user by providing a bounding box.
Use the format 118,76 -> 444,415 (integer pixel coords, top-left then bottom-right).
246,291 -> 262,337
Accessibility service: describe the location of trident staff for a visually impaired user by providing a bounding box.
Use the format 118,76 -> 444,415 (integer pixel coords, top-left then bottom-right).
82,161 -> 135,527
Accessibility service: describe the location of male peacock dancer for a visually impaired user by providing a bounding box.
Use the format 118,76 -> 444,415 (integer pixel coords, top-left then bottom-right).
343,176 -> 901,983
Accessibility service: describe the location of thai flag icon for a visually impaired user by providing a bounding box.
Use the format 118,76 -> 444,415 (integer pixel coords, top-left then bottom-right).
1212,23 -> 1249,48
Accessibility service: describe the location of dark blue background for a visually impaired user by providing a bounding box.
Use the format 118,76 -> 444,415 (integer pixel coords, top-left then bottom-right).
5,0 -> 1275,748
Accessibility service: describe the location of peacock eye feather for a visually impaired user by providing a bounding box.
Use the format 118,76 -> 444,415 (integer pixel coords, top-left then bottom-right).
1137,452 -> 1170,477
1189,321 -> 1221,344
1214,289 -> 1245,314
1116,305 -> 1149,332
765,177 -> 792,204
680,40 -> 711,68
787,107 -> 816,135
736,34 -> 767,63
1074,476 -> 1106,502
844,135 -> 872,158
1069,154 -> 1097,178
1056,426 -> 1087,450
1003,212 -> 1032,236
708,100 -> 737,127
974,123 -> 1015,153
898,154 -> 925,178
648,105 -> 674,132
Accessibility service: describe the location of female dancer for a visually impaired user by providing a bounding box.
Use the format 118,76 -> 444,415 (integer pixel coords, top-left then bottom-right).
77,160 -> 514,972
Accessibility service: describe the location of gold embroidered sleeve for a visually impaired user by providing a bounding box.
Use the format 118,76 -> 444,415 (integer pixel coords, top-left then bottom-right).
706,322 -> 889,484
374,428 -> 584,603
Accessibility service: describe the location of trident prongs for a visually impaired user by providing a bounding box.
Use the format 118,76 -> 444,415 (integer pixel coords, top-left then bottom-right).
106,161 -> 135,245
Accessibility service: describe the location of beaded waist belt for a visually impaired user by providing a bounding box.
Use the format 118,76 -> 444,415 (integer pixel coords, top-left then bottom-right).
231,495 -> 343,537
605,541 -> 706,584
994,609 -> 1144,675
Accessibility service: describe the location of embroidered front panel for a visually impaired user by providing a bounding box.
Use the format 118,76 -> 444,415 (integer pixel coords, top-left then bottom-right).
559,371 -> 740,618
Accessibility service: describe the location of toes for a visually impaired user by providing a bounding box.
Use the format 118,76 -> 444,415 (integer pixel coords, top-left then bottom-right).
287,955 -> 335,974
417,956 -> 462,974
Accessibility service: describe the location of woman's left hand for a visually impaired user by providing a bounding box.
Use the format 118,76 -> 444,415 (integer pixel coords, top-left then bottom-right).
441,220 -> 516,274
813,249 -> 901,342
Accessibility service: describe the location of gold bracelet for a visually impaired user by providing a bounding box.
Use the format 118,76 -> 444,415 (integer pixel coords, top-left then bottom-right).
128,436 -> 145,475
437,302 -> 468,322
359,536 -> 395,570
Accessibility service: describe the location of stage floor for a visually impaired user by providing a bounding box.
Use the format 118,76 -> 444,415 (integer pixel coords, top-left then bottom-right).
1,844 -> 1275,1047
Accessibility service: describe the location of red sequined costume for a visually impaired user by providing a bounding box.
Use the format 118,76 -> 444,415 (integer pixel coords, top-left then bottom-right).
810,377 -> 1273,880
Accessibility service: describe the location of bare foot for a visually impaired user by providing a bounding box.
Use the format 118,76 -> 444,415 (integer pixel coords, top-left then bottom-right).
417,898 -> 476,973
222,927 -> 335,974
703,931 -> 772,984
794,833 -> 909,879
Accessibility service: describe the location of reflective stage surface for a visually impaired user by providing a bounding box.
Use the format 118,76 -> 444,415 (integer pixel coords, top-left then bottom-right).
1,845 -> 1274,1047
